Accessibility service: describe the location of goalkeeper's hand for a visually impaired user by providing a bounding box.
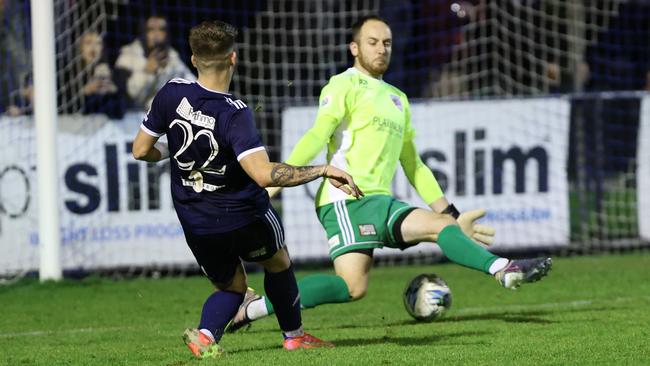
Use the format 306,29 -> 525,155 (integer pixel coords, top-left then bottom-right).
457,208 -> 495,247
266,186 -> 282,199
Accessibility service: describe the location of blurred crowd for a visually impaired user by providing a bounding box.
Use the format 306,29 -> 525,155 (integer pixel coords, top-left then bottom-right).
1,6 -> 196,118
2,0 -> 650,119
381,0 -> 650,98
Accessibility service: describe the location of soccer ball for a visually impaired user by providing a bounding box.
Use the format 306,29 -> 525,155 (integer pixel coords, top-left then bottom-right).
403,273 -> 452,322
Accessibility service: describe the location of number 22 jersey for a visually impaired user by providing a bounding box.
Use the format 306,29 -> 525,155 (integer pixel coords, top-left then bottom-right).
140,78 -> 269,234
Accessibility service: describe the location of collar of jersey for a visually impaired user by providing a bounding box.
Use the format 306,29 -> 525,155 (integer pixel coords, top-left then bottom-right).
348,67 -> 384,84
196,81 -> 232,95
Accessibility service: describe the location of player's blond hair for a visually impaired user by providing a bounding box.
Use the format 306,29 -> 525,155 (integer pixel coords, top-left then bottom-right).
189,20 -> 238,71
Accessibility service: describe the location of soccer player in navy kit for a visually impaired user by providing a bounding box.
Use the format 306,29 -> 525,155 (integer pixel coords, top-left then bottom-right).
132,20 -> 363,358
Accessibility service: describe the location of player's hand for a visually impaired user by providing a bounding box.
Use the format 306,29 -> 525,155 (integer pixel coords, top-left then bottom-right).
457,208 -> 495,247
266,186 -> 282,199
323,165 -> 364,199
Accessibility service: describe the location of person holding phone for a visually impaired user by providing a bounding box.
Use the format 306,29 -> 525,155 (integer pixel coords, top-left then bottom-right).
115,15 -> 195,110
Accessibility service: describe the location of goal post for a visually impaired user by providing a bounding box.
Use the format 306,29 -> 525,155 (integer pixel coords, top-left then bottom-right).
31,0 -> 61,281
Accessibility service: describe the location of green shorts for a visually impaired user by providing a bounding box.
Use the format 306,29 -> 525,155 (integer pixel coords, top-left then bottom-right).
316,195 -> 417,260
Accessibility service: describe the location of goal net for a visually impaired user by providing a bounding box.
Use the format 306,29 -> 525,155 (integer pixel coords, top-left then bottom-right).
1,0 -> 648,279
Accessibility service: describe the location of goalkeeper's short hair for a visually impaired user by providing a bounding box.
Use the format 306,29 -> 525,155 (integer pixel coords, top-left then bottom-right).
350,15 -> 390,43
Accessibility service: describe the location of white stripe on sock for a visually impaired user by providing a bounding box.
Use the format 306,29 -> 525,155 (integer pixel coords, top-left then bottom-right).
488,258 -> 510,275
246,297 -> 270,320
283,326 -> 304,338
199,328 -> 215,341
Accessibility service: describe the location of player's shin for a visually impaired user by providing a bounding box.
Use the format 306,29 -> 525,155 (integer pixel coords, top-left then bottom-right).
198,290 -> 244,342
264,264 -> 303,337
437,225 -> 506,274
261,273 -> 351,315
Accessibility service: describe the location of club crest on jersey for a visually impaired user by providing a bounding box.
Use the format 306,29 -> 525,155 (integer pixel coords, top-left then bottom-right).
390,95 -> 403,111
320,95 -> 331,107
176,97 -> 215,129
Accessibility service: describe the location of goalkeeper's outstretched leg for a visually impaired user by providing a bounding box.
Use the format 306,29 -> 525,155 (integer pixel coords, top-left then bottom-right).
227,204 -> 552,333
399,208 -> 552,289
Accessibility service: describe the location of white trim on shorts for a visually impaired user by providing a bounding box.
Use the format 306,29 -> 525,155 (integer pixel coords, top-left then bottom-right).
334,200 -> 355,245
264,208 -> 285,249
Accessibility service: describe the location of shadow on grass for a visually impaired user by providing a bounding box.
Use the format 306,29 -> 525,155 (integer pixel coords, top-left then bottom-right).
331,330 -> 491,348
225,330 -> 491,354
394,304 -> 622,326
307,304 -> 623,331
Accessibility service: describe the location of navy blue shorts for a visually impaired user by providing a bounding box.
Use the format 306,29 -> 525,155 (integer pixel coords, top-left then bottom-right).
183,207 -> 285,285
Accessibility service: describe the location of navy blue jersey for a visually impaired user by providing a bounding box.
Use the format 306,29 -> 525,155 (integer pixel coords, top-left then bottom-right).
141,78 -> 269,234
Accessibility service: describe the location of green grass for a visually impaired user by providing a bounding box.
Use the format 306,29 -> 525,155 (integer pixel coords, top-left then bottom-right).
1,254 -> 650,365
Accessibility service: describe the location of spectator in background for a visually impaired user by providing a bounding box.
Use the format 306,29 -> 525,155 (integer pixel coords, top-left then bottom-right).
1,0 -> 31,115
78,31 -> 126,119
5,72 -> 33,116
115,14 -> 195,110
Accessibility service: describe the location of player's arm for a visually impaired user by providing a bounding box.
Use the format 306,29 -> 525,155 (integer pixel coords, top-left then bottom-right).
399,136 -> 445,209
400,138 -> 494,245
132,129 -> 168,162
267,78 -> 349,198
239,150 -> 363,197
132,86 -> 168,162
266,114 -> 341,198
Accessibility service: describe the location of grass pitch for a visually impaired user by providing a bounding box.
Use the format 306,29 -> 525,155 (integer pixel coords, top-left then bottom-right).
1,253 -> 649,365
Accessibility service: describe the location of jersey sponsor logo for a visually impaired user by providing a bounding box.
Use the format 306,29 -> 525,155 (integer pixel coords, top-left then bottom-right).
358,78 -> 368,88
358,224 -> 376,236
181,170 -> 225,193
247,247 -> 268,259
226,97 -> 247,110
390,94 -> 403,112
176,97 -> 216,130
371,116 -> 404,136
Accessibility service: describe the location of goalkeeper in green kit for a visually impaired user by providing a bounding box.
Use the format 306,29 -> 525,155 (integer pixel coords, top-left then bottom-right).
227,15 -> 552,331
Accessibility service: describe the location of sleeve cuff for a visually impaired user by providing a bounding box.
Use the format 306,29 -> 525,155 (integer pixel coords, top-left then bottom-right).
237,146 -> 265,161
140,123 -> 164,137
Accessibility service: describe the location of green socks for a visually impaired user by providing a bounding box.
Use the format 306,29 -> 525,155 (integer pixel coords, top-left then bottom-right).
258,226 -> 497,317
437,225 -> 499,273
264,274 -> 351,314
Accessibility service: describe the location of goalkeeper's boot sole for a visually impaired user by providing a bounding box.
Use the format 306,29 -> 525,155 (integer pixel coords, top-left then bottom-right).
182,328 -> 223,359
225,287 -> 259,333
495,257 -> 552,290
283,333 -> 334,350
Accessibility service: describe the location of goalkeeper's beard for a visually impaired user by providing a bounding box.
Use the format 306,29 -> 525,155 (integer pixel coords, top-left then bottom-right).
358,54 -> 390,78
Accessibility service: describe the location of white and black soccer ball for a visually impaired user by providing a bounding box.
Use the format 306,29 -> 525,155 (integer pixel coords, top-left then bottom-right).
403,273 -> 452,322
